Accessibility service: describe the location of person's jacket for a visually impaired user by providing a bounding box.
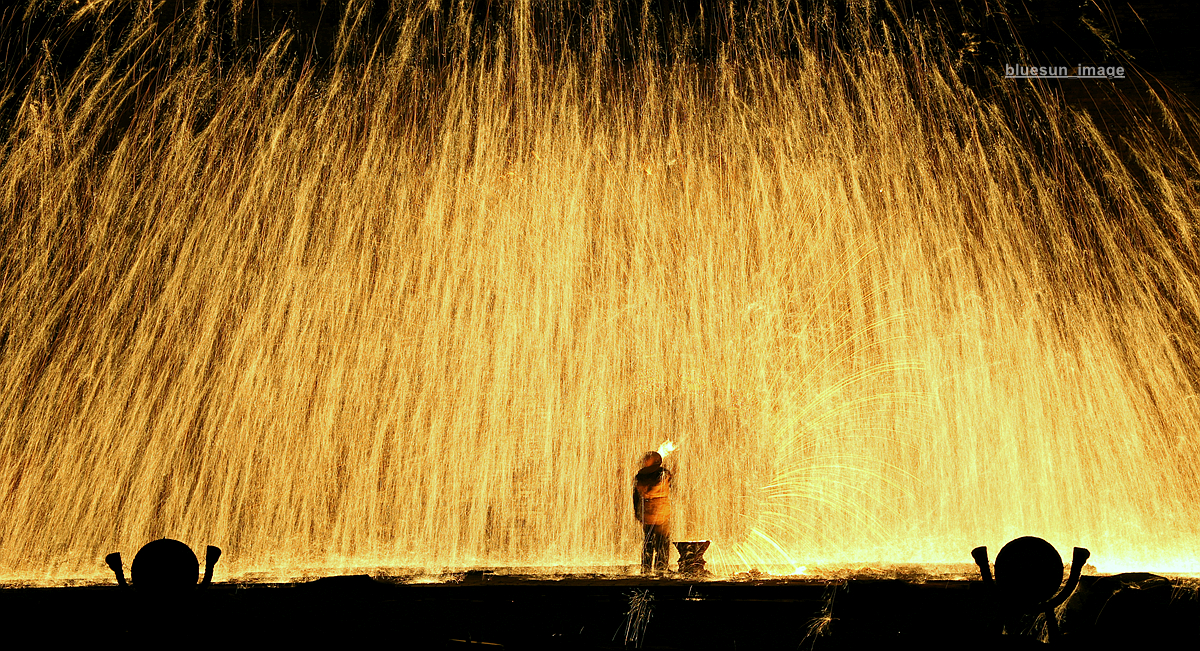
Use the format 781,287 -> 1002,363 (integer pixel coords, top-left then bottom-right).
633,466 -> 672,525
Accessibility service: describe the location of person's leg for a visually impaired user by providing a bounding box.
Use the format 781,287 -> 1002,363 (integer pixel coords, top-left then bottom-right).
653,525 -> 671,572
641,525 -> 655,574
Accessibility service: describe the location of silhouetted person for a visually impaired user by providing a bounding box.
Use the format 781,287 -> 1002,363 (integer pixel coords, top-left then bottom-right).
971,537 -> 1090,643
633,451 -> 673,574
106,538 -> 222,593
105,539 -> 224,643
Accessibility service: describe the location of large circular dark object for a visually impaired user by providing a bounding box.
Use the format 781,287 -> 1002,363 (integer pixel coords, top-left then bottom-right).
994,536 -> 1064,605
131,538 -> 199,594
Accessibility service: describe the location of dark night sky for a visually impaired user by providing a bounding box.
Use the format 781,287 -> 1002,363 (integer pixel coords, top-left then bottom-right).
3,1 -> 1199,140
204,0 -> 1200,109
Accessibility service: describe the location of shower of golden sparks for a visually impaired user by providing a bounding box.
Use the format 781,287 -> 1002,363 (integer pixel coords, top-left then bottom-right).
1,1 -> 1199,581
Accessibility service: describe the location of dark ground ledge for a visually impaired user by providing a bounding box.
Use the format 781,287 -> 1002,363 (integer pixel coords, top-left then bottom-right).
3,572 -> 1196,649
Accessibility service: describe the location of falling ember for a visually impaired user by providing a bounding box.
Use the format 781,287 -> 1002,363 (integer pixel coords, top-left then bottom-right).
1,1 -> 1199,582
657,441 -> 677,459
